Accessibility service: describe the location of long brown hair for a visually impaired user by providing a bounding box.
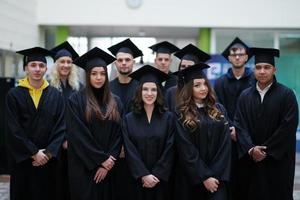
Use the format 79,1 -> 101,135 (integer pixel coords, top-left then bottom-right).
132,83 -> 166,114
85,67 -> 120,122
177,76 -> 223,131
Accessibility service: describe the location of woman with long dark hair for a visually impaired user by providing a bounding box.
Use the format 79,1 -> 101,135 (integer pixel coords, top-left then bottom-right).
174,63 -> 231,200
67,47 -> 122,200
122,65 -> 175,200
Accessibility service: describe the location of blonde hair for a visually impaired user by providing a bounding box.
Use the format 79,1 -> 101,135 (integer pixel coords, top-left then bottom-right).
50,60 -> 80,91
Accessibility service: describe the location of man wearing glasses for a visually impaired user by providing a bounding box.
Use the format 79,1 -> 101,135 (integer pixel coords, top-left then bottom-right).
214,37 -> 254,200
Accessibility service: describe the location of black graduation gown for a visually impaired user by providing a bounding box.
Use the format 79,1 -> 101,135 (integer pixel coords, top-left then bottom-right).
214,67 -> 254,123
109,77 -> 139,200
234,79 -> 299,200
174,104 -> 231,200
213,67 -> 254,200
163,72 -> 177,94
60,81 -> 83,99
55,81 -> 83,200
67,90 -> 122,200
110,78 -> 139,114
5,85 -> 66,200
122,109 -> 175,200
165,86 -> 177,112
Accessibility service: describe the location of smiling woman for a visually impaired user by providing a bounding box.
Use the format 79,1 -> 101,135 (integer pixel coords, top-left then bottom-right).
122,65 -> 175,200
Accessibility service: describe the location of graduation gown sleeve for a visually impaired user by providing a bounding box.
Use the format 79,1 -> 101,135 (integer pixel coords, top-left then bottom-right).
234,92 -> 255,158
122,117 -> 150,179
5,91 -> 39,162
151,113 -> 175,182
44,92 -> 66,158
263,89 -> 299,160
107,96 -> 123,158
67,94 -> 110,171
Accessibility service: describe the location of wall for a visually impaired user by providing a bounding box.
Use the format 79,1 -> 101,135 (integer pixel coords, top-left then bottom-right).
0,0 -> 39,51
37,0 -> 300,28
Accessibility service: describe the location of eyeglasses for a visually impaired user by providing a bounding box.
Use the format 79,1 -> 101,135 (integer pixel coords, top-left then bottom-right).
229,53 -> 246,58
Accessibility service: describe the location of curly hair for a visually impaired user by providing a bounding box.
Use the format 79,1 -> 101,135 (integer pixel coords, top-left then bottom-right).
177,77 -> 224,132
85,68 -> 120,123
132,83 -> 166,115
50,60 -> 80,91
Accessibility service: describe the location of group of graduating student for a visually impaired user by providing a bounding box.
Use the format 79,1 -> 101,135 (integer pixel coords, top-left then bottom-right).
4,36 -> 298,200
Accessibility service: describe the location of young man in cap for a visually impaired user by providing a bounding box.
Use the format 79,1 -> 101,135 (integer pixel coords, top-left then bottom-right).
108,38 -> 143,114
149,41 -> 179,92
213,37 -> 254,200
108,38 -> 143,200
5,47 -> 66,200
234,47 -> 299,200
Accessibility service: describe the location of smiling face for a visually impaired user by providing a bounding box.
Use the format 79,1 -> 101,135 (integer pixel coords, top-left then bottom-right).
142,82 -> 158,106
89,66 -> 106,89
56,56 -> 73,78
192,78 -> 208,104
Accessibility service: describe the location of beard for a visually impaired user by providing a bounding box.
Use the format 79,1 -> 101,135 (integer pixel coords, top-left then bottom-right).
117,67 -> 132,75
232,63 -> 245,69
118,70 -> 132,75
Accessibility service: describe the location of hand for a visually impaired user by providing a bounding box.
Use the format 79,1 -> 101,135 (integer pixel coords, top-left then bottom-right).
142,174 -> 160,188
119,146 -> 125,158
62,140 -> 68,149
101,156 -> 116,171
203,177 -> 219,193
31,149 -> 49,166
94,167 -> 108,183
250,146 -> 267,162
229,126 -> 237,142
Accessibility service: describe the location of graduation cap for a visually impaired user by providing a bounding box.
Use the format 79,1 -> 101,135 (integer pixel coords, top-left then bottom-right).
51,41 -> 79,62
16,47 -> 54,70
221,37 -> 251,61
129,65 -> 169,85
149,41 -> 179,54
73,47 -> 116,71
174,63 -> 210,84
174,44 -> 211,63
250,47 -> 280,66
108,38 -> 143,58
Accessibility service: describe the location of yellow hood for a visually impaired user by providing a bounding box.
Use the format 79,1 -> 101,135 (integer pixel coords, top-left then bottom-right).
18,78 -> 49,108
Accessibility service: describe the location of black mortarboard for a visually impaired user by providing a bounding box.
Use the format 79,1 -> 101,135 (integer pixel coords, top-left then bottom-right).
149,41 -> 179,54
221,37 -> 251,61
73,47 -> 116,71
16,47 -> 54,69
129,65 -> 169,85
51,41 -> 79,61
174,44 -> 211,63
250,47 -> 280,66
108,38 -> 143,58
174,63 -> 210,83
